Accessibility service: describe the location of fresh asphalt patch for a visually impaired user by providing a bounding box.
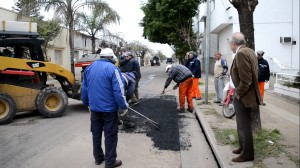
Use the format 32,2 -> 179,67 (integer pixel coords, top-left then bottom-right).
121,95 -> 191,151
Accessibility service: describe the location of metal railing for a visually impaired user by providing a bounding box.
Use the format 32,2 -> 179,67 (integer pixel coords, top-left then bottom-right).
275,73 -> 299,85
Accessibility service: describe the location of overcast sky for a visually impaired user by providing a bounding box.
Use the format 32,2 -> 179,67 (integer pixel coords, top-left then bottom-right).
0,0 -> 174,57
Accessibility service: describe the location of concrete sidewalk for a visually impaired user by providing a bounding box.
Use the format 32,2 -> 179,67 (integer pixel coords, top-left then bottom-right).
194,75 -> 299,168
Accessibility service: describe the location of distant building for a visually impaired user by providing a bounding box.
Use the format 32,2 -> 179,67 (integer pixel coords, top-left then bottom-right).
196,0 -> 299,75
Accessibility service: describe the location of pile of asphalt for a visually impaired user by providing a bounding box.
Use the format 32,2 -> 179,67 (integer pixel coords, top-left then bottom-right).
121,95 -> 181,151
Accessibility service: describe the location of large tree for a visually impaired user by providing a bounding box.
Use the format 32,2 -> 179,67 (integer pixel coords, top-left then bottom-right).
42,0 -> 111,75
13,0 -> 41,18
229,0 -> 258,50
77,7 -> 120,53
141,0 -> 200,62
229,0 -> 261,133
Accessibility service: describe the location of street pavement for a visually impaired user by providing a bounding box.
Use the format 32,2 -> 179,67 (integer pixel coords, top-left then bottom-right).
194,74 -> 299,168
0,64 -> 218,168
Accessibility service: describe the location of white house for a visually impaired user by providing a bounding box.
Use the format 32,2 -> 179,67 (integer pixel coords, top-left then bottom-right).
197,0 -> 299,74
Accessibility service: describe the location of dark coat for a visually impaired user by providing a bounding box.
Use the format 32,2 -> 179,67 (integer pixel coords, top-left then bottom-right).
230,46 -> 262,108
119,57 -> 141,79
258,58 -> 270,82
185,56 -> 201,78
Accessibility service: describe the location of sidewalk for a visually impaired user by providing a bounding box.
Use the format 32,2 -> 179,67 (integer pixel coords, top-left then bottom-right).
194,75 -> 299,168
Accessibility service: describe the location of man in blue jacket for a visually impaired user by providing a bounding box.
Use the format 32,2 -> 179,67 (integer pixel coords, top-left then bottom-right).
81,48 -> 127,168
185,51 -> 202,100
119,51 -> 141,103
119,71 -> 138,128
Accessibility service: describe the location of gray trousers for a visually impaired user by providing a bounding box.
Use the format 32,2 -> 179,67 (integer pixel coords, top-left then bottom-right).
214,76 -> 225,102
234,98 -> 254,159
131,79 -> 140,102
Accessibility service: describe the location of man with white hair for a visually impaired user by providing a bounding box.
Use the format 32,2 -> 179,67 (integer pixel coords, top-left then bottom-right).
229,32 -> 261,163
81,48 -> 126,168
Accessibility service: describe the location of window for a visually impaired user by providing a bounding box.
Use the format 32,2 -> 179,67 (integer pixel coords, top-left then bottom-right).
54,50 -> 62,65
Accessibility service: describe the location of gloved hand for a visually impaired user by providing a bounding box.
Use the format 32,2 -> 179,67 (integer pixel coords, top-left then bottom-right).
119,109 -> 128,117
265,80 -> 269,83
173,84 -> 179,90
192,75 -> 195,78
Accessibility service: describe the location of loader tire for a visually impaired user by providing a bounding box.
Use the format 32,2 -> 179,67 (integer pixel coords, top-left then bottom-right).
0,94 -> 16,125
36,87 -> 68,118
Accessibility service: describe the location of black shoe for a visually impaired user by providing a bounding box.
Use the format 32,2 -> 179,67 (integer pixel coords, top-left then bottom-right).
262,102 -> 266,106
177,108 -> 185,113
105,160 -> 122,168
213,100 -> 221,103
95,158 -> 104,165
187,108 -> 194,113
196,97 -> 202,100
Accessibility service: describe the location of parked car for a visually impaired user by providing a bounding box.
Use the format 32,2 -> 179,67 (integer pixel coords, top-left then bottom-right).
166,58 -> 174,64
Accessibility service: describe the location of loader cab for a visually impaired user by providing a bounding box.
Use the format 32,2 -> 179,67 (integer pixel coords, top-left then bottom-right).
0,32 -> 46,61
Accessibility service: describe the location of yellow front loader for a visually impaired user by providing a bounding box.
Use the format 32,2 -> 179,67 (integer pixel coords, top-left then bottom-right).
0,21 -> 81,124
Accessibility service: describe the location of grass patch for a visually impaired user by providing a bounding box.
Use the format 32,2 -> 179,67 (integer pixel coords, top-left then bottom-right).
213,128 -> 239,146
212,128 -> 290,167
198,81 -> 204,85
208,93 -> 216,100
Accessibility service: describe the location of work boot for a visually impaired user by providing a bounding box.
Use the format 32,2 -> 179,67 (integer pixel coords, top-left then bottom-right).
105,160 -> 122,168
123,122 -> 135,129
187,108 -> 194,113
177,108 -> 185,113
95,156 -> 104,165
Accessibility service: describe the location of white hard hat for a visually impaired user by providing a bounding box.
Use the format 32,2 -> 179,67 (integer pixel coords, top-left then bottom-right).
165,65 -> 172,73
100,48 -> 116,57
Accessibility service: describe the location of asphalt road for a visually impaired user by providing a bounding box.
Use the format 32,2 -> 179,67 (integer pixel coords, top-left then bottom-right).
0,63 -> 218,168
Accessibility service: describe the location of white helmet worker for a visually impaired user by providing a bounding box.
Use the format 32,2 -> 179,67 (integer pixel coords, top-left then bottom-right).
100,48 -> 116,57
165,65 -> 172,73
100,48 -> 117,63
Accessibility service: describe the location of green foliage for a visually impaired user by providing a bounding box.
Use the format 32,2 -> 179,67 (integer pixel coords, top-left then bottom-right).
141,0 -> 200,59
13,0 -> 41,18
293,72 -> 300,89
282,72 -> 300,89
77,6 -> 120,53
34,18 -> 61,54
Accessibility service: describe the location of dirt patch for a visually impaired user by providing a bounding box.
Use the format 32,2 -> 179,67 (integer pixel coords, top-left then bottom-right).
121,95 -> 183,151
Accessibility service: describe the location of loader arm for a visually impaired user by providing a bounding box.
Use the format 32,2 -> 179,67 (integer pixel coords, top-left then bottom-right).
0,56 -> 81,100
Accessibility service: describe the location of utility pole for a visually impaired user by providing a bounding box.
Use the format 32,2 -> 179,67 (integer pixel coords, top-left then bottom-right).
204,0 -> 211,104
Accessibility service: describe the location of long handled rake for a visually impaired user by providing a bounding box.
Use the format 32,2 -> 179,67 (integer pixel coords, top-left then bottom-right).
128,107 -> 160,130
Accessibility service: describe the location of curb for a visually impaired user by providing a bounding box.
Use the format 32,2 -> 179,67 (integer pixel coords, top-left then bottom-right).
194,101 -> 226,168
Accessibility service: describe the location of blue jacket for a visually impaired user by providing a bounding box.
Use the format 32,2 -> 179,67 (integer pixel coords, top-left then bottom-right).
258,58 -> 270,82
121,72 -> 136,101
119,57 -> 141,79
185,55 -> 201,78
81,59 -> 128,112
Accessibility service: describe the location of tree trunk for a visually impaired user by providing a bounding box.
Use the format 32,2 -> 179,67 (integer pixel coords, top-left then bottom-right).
251,106 -> 261,134
69,25 -> 75,75
237,9 -> 255,50
92,35 -> 96,53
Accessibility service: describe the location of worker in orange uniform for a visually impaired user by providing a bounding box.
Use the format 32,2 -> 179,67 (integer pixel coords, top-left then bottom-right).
185,51 -> 202,100
163,64 -> 194,113
256,50 -> 270,106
